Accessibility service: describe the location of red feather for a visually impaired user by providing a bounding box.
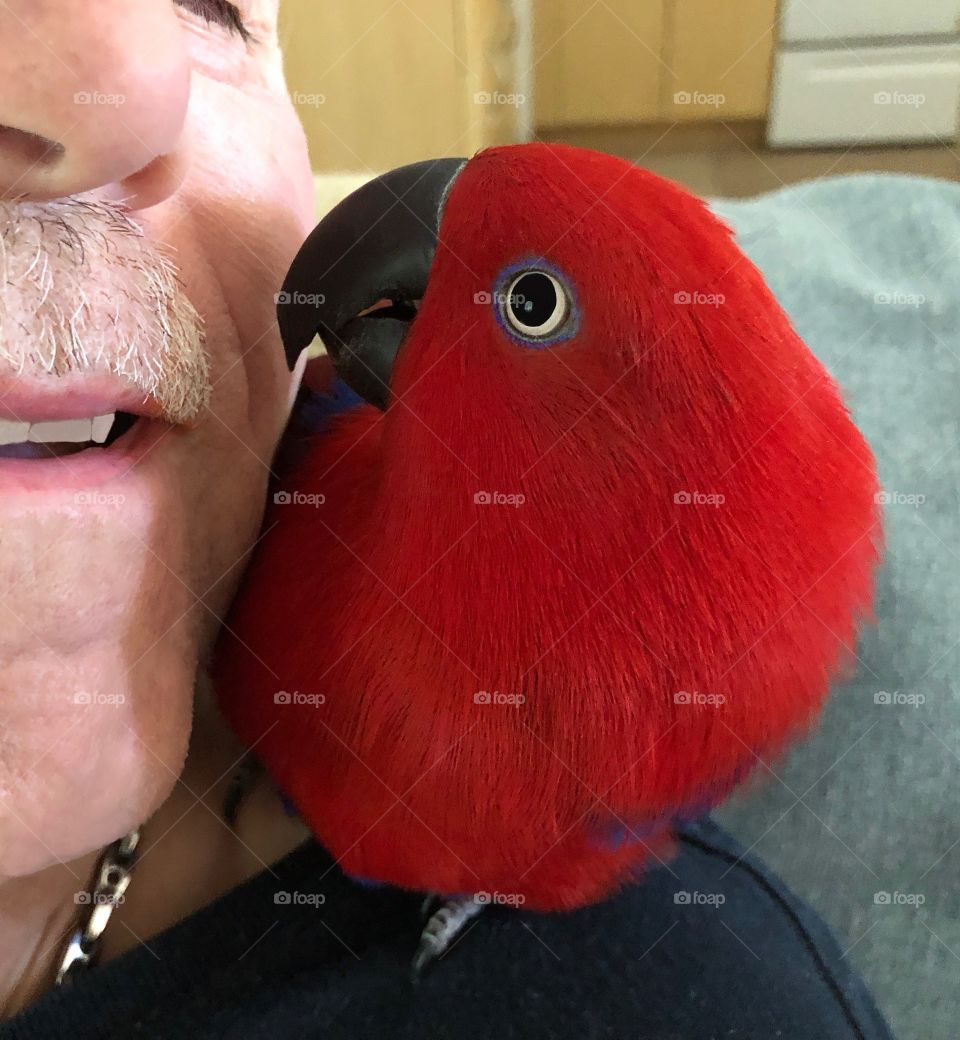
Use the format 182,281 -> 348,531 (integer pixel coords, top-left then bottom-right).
213,144 -> 880,910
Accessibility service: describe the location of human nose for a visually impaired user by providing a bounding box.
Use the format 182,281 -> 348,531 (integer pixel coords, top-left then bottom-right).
0,0 -> 191,208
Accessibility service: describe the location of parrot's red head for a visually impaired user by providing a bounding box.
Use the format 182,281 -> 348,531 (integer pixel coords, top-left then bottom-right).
217,143 -> 881,908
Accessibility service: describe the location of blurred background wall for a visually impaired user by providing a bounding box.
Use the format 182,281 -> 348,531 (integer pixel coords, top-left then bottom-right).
278,0 -> 532,172
280,0 -> 960,196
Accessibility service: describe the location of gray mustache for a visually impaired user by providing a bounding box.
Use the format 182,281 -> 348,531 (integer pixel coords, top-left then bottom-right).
0,196 -> 209,424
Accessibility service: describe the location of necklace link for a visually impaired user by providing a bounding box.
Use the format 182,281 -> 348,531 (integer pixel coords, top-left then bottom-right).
55,828 -> 141,986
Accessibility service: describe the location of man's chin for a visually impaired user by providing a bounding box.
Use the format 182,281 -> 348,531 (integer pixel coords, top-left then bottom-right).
0,437 -> 207,877
0,680 -> 194,878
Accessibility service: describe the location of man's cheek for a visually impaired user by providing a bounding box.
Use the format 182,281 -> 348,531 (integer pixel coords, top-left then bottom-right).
187,217 -> 306,451
184,77 -> 314,225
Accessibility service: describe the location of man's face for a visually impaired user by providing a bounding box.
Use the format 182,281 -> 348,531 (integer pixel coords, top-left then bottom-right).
0,0 -> 314,876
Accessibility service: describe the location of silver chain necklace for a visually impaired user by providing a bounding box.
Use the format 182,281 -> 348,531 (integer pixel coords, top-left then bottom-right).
55,828 -> 141,986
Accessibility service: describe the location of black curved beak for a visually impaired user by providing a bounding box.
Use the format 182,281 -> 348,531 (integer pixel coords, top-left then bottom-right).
277,157 -> 467,409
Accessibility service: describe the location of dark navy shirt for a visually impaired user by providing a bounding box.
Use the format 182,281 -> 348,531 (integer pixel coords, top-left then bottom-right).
2,819 -> 893,1040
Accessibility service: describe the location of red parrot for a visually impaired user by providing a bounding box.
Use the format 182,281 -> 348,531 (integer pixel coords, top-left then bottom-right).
213,143 -> 880,970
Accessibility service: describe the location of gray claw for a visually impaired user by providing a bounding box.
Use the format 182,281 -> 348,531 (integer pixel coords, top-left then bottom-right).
419,893 -> 440,920
410,895 -> 485,981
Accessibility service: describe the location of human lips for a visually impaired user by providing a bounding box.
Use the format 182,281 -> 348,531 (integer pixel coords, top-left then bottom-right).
0,373 -> 184,491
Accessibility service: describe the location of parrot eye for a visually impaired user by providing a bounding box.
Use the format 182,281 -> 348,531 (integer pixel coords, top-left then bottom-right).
497,267 -> 576,346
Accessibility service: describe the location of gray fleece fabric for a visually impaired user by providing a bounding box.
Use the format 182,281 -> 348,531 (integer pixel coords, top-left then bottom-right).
711,174 -> 960,1040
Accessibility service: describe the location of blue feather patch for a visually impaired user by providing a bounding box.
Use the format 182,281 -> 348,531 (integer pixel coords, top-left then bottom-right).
299,377 -> 364,434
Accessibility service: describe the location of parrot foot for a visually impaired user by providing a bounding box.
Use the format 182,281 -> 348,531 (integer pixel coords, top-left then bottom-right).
410,896 -> 485,980
420,893 -> 440,919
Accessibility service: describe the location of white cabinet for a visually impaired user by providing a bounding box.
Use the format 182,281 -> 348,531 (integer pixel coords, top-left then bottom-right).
769,2 -> 960,146
780,0 -> 960,43
769,43 -> 960,146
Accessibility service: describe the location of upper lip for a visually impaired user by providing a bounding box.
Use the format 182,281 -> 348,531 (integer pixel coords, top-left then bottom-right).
0,373 -> 167,424
276,156 -> 467,409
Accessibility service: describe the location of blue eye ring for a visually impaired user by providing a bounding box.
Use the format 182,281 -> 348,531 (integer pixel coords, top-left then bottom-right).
491,258 -> 579,348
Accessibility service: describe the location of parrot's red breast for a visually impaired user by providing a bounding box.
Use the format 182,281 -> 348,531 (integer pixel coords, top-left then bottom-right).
213,144 -> 880,910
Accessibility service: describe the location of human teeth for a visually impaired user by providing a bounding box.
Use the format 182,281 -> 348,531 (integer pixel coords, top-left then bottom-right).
28,419 -> 94,444
0,419 -> 29,446
0,411 -> 119,448
91,413 -> 116,444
